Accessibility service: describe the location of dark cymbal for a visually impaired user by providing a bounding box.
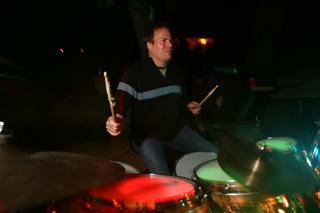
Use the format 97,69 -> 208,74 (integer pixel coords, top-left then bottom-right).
0,150 -> 125,211
0,144 -> 29,159
228,119 -> 307,144
227,120 -> 265,143
217,142 -> 316,194
276,68 -> 320,84
0,55 -> 27,71
271,83 -> 320,98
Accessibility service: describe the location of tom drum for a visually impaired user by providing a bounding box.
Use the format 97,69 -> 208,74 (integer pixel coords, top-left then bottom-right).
74,174 -> 209,212
192,160 -> 306,212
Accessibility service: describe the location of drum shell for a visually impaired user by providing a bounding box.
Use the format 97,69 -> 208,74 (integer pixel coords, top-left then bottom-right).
210,193 -> 306,213
73,174 -> 209,213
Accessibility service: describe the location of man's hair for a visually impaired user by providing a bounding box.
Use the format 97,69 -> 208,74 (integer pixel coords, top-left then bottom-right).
143,22 -> 172,50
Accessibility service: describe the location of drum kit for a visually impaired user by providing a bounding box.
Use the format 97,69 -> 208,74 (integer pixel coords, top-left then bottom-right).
1,70 -> 320,212
1,136 -> 320,213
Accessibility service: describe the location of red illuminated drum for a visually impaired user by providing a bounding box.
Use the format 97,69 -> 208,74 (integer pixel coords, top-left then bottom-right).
74,174 -> 209,212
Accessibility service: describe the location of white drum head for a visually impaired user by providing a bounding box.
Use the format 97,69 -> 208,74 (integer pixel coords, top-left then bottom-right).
112,161 -> 141,174
175,152 -> 217,179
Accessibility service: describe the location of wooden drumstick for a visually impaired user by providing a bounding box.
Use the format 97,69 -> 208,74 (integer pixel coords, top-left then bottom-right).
197,85 -> 219,109
104,72 -> 116,120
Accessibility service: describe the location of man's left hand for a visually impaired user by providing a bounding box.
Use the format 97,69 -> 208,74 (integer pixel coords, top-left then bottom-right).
188,101 -> 201,115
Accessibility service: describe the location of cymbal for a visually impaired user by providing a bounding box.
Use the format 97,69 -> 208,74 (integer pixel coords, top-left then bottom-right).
276,67 -> 320,84
0,55 -> 27,72
218,142 -> 316,194
0,150 -> 125,211
271,83 -> 320,98
227,120 -> 265,143
0,145 -> 29,159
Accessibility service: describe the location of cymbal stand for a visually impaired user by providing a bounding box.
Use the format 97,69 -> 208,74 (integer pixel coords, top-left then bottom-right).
308,121 -> 320,174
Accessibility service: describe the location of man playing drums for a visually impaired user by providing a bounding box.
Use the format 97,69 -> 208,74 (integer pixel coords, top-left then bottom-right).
106,22 -> 218,175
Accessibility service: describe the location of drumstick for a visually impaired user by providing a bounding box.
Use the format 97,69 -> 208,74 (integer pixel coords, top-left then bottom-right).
104,72 -> 116,120
197,85 -> 219,109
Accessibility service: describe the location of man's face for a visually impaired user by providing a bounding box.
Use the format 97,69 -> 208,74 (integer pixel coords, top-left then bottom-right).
147,28 -> 173,67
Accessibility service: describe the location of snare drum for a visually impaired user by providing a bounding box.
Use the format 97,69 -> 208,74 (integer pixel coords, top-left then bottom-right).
193,160 -> 253,194
193,160 -> 306,212
175,152 -> 217,179
111,161 -> 141,174
74,174 -> 209,212
255,137 -> 308,164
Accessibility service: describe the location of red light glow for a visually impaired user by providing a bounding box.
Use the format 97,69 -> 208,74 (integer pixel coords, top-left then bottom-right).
281,195 -> 289,208
296,193 -> 304,207
85,202 -> 92,210
317,190 -> 320,199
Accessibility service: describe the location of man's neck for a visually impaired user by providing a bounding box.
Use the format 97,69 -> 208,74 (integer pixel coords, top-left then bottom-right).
149,56 -> 169,68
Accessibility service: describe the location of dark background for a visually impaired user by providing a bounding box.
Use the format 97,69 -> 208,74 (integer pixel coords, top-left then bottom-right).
0,0 -> 319,150
1,0 -> 319,86
1,2 -> 320,212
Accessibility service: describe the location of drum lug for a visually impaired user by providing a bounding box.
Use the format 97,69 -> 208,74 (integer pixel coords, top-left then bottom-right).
217,183 -> 230,194
203,194 -> 208,202
225,183 -> 230,191
219,194 -> 231,202
191,174 -> 197,181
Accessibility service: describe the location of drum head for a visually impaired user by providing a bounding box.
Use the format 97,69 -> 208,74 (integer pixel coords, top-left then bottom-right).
195,160 -> 235,183
255,137 -> 298,152
87,174 -> 195,202
75,174 -> 209,212
175,152 -> 217,179
111,161 -> 141,174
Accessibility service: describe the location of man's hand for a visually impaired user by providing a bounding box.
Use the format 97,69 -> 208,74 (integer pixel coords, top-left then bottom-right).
106,114 -> 124,136
187,101 -> 201,115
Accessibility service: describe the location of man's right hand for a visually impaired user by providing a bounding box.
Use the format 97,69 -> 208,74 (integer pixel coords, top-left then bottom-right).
106,114 -> 124,136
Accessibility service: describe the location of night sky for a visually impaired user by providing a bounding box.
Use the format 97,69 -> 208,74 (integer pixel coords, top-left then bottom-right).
0,0 -> 319,84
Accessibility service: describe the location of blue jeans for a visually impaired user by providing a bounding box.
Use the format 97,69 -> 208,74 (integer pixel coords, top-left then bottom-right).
133,126 -> 218,175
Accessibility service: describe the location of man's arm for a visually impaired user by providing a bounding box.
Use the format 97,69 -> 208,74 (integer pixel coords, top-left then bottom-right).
106,70 -> 135,136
